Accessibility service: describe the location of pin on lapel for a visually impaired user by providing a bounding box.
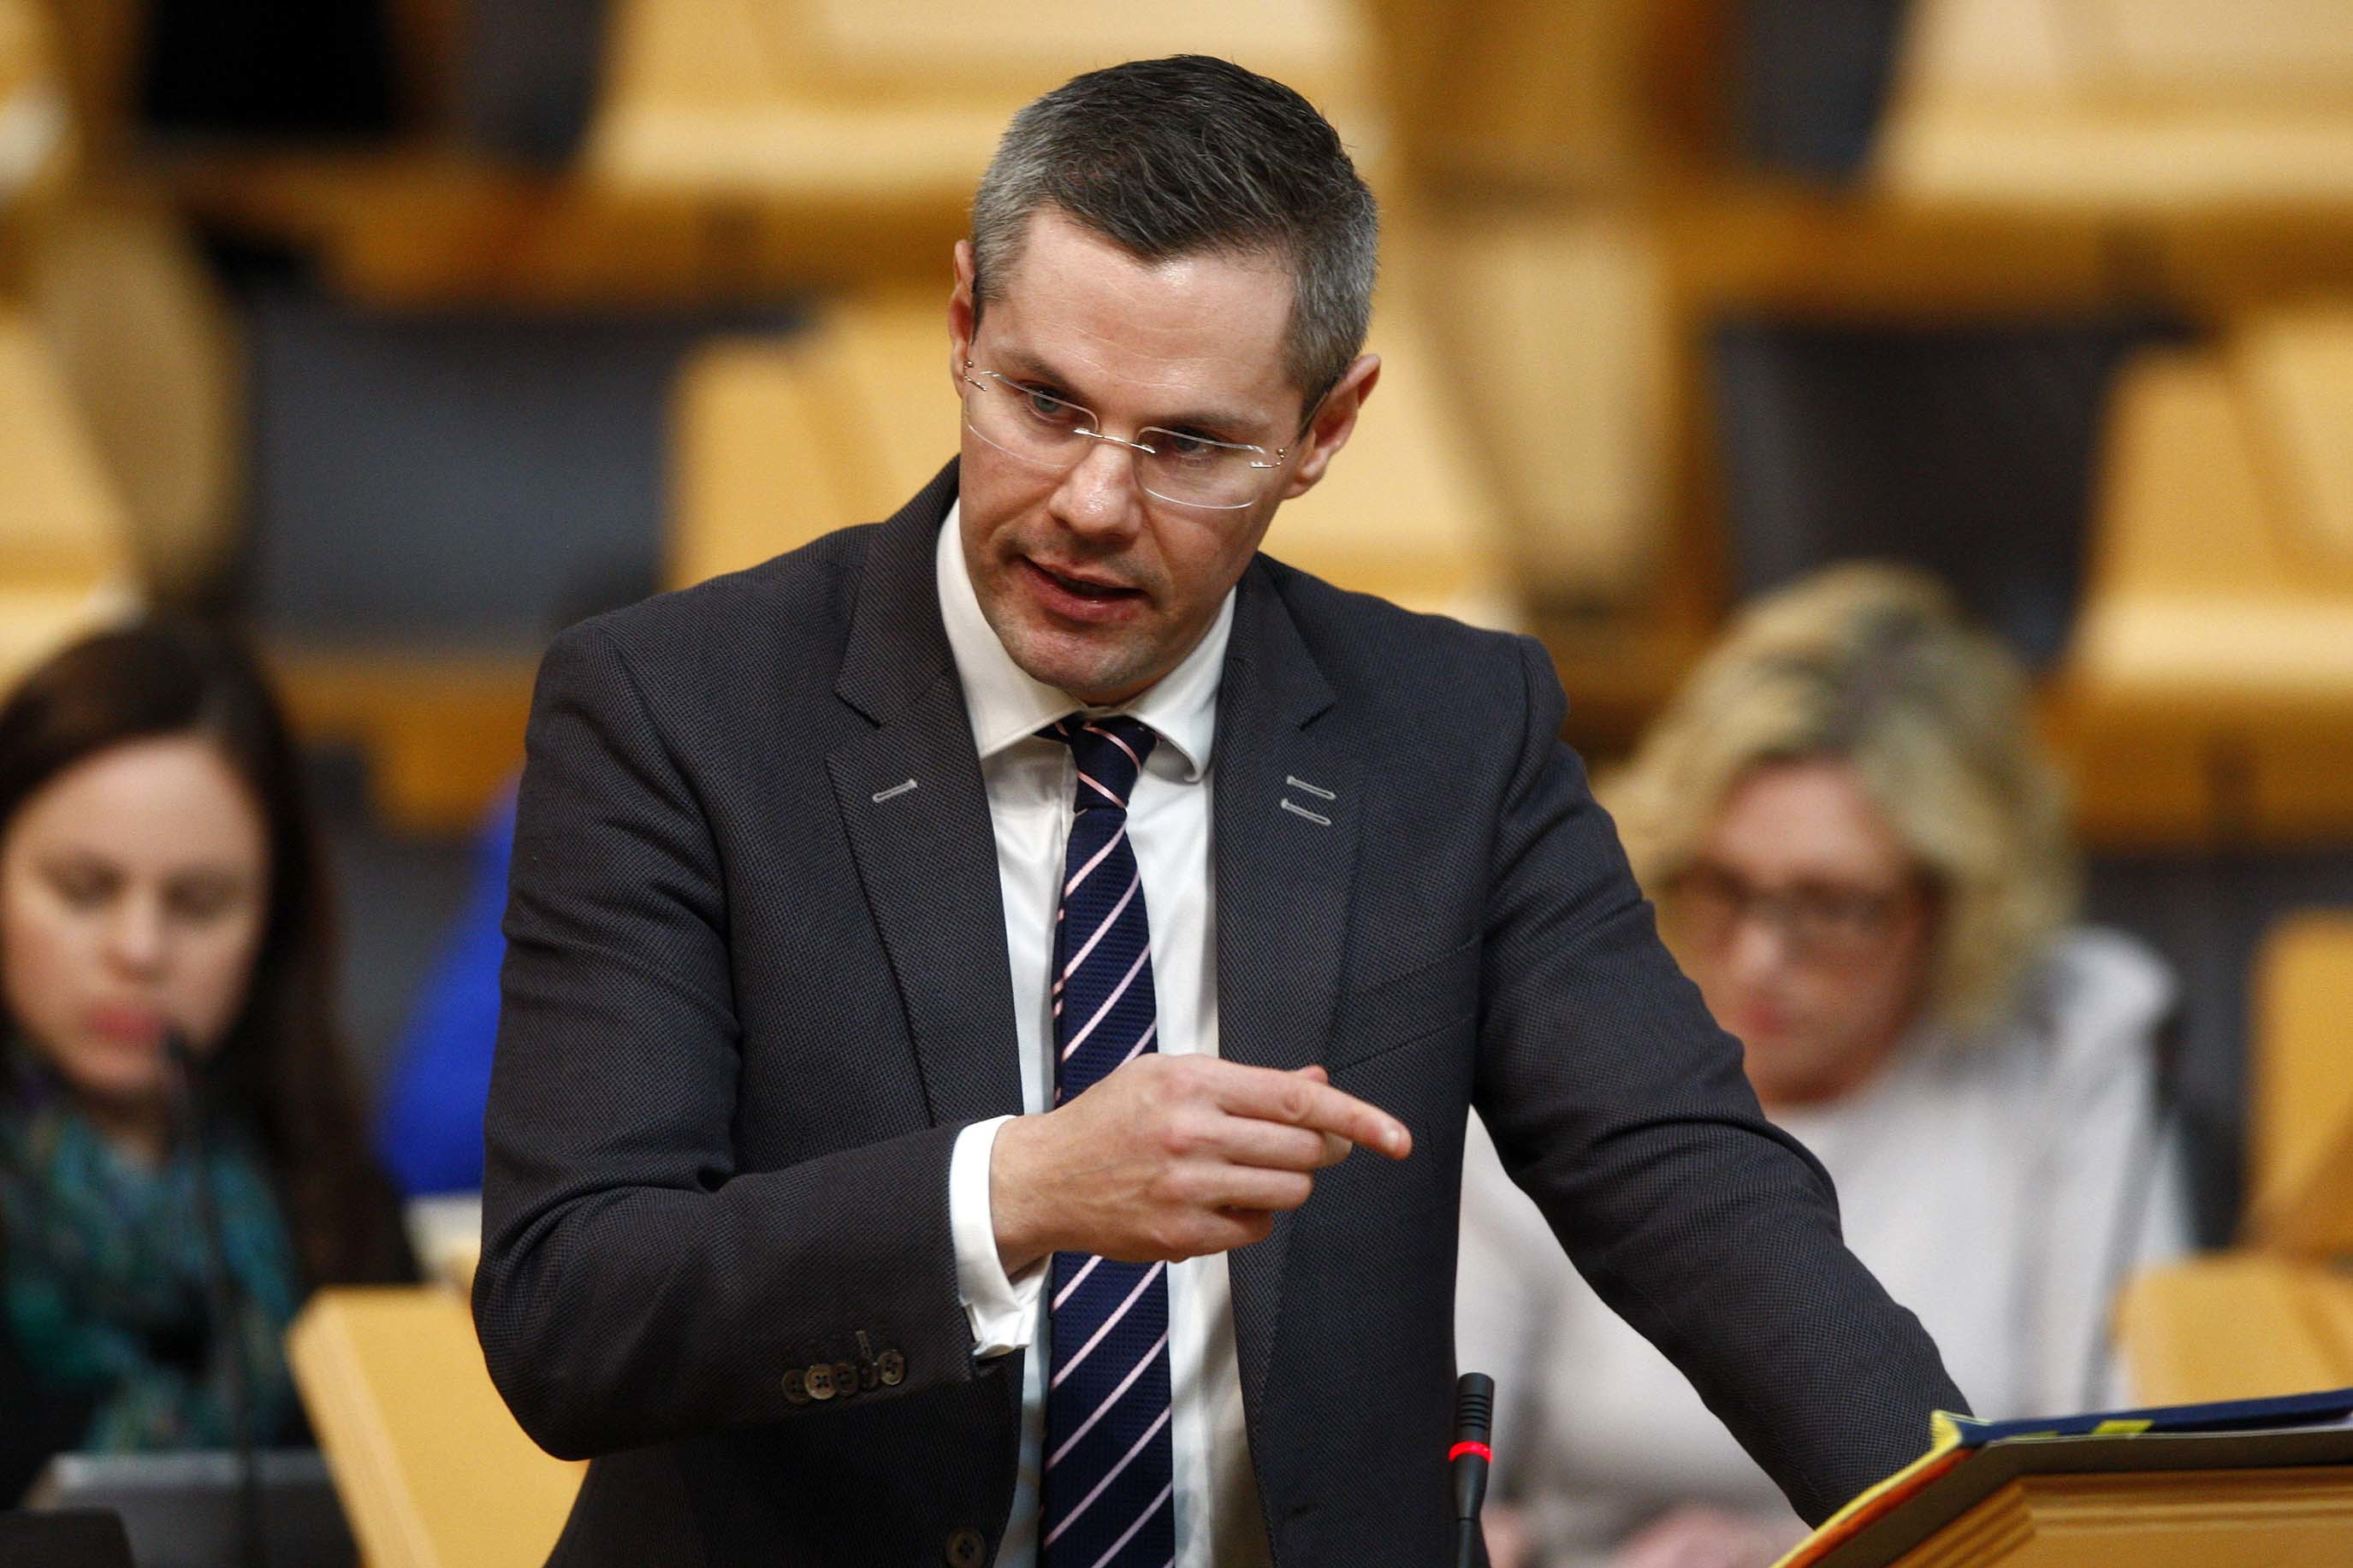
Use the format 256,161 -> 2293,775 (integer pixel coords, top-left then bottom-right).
871,778 -> 918,804
1281,774 -> 1334,826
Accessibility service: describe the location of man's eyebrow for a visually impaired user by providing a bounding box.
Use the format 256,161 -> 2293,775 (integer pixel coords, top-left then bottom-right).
1153,402 -> 1265,441
993,346 -> 1079,392
987,347 -> 1268,441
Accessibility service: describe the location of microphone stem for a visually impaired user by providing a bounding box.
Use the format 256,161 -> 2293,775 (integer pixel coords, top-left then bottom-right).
171,1040 -> 268,1568
1452,1371 -> 1494,1568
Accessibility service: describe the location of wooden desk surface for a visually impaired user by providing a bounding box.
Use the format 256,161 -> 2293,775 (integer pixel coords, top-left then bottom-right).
1893,1465 -> 2353,1567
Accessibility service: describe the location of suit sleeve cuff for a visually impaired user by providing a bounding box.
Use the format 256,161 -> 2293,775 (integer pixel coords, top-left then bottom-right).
951,1115 -> 1045,1357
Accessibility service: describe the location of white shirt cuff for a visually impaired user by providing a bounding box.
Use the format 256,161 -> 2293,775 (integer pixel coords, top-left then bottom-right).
951,1115 -> 1045,1357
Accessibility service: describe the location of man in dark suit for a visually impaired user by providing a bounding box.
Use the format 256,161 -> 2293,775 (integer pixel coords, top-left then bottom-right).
476,56 -> 1965,1567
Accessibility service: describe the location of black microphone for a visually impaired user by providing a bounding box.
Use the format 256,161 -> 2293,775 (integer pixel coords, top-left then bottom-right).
1451,1371 -> 1494,1568
167,1031 -> 267,1568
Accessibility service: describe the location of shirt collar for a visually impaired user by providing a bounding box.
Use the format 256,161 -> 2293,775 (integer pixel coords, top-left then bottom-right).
935,500 -> 1229,780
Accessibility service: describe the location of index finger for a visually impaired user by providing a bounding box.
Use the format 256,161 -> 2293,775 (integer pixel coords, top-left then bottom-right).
1217,1063 -> 1411,1160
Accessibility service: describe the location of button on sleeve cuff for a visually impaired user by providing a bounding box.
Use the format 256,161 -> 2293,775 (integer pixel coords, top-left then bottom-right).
950,1115 -> 1044,1356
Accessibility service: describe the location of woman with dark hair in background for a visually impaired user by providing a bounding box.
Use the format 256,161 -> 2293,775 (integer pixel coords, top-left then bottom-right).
0,621 -> 412,1504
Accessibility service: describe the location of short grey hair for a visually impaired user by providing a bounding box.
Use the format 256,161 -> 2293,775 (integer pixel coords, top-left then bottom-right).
970,56 -> 1378,416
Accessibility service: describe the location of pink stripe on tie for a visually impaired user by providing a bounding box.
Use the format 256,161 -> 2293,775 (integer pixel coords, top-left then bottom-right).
1084,1479 -> 1174,1568
1059,873 -> 1141,985
1052,1252 -> 1105,1311
1050,1263 -> 1165,1389
1111,1021 -> 1157,1070
1060,946 -> 1152,1062
1064,823 -> 1128,897
1046,1326 -> 1170,1468
1083,720 -> 1147,778
1041,1408 -> 1172,1547
1076,768 -> 1126,808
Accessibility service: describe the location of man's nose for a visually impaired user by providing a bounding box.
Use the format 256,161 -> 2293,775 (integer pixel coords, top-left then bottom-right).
1047,436 -> 1144,541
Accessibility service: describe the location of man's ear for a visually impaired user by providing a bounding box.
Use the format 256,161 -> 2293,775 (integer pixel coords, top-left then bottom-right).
1280,352 -> 1382,500
948,239 -> 978,392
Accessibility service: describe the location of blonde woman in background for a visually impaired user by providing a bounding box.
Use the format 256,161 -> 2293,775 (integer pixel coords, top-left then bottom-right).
1458,565 -> 2188,1568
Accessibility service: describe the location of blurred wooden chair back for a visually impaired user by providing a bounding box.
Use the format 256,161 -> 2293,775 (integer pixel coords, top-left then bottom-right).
2116,914 -> 2353,1405
0,308 -> 136,694
2116,1253 -> 2353,1405
22,196 -> 244,604
29,0 -> 134,169
1361,0 -> 1649,195
1880,0 -> 2353,210
2239,309 -> 2353,569
1412,210 -> 1668,612
2064,342 -> 2350,702
590,0 -> 1383,240
665,291 -> 951,595
287,1286 -> 584,1568
2049,312 -> 2353,845
0,0 -> 76,234
2244,913 -> 2353,1257
1,9 -> 240,608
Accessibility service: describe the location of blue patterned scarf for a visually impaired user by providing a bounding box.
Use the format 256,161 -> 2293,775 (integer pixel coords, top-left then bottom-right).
0,1046 -> 302,1451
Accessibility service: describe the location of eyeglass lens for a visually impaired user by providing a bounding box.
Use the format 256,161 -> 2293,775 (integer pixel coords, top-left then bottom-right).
962,370 -> 1275,511
1668,863 -> 1912,961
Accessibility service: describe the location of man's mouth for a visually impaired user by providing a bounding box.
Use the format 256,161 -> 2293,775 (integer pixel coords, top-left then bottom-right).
1024,559 -> 1140,603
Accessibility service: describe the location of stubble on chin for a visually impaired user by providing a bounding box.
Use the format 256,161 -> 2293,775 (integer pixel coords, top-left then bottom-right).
998,615 -> 1152,704
969,532 -> 1174,702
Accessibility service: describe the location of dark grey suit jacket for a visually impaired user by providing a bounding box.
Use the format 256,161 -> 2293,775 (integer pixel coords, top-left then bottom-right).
476,461 -> 1966,1565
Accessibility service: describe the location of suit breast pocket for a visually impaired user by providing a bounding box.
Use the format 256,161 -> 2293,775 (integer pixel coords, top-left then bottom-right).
1327,937 -> 1480,1071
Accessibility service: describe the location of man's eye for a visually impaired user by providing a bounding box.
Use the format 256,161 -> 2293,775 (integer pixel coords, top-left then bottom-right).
1020,388 -> 1082,425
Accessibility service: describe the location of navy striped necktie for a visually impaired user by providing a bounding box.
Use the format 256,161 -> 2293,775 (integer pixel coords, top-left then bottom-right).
1038,715 -> 1176,1568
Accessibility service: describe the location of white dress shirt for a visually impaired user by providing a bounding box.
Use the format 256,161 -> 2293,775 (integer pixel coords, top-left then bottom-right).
937,507 -> 1273,1568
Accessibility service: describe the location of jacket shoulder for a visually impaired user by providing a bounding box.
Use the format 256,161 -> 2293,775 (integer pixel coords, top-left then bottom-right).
555,524 -> 879,680
1254,555 -> 1546,719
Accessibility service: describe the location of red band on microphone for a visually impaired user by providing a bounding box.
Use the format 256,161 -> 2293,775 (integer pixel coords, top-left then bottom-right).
1449,1441 -> 1492,1464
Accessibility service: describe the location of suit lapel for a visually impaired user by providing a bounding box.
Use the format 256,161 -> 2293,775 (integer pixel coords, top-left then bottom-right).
827,462 -> 1025,1131
1214,562 -> 1364,1415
